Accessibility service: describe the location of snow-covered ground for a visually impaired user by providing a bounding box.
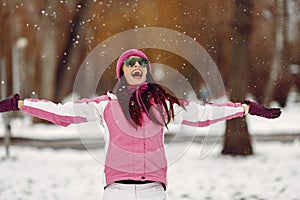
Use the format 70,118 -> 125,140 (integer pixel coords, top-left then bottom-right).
0,142 -> 299,200
0,92 -> 299,199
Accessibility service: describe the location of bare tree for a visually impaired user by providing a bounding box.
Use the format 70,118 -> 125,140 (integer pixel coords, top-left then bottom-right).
263,0 -> 285,106
222,0 -> 253,156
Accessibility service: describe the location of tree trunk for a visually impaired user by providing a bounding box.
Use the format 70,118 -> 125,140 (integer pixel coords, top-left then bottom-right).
222,0 -> 253,156
263,0 -> 285,106
55,0 -> 89,101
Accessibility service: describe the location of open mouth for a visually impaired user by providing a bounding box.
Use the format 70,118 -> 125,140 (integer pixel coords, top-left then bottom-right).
131,69 -> 143,79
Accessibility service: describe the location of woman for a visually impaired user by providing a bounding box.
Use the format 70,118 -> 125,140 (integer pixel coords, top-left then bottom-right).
0,49 -> 281,200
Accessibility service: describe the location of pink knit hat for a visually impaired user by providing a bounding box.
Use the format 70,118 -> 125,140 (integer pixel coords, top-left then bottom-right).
116,49 -> 152,80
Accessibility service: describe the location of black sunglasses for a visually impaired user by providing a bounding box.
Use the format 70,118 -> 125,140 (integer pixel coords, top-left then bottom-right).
124,57 -> 149,67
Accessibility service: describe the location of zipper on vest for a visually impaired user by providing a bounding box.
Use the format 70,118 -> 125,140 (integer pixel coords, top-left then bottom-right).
143,125 -> 146,179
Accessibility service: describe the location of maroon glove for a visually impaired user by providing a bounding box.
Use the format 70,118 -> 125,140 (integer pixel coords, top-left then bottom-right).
243,100 -> 281,119
0,93 -> 20,113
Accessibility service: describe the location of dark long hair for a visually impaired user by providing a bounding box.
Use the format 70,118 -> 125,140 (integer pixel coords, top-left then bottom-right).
115,73 -> 182,128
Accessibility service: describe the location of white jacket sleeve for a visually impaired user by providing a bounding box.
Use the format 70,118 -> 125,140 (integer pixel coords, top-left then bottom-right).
21,95 -> 110,127
172,100 -> 245,127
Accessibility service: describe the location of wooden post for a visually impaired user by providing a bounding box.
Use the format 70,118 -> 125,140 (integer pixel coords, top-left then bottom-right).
0,59 -> 6,99
1,58 -> 11,157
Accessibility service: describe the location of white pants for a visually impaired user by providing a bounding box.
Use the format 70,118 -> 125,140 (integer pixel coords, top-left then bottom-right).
103,182 -> 167,200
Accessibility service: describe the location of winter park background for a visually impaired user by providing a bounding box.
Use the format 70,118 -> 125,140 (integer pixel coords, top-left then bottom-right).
1,0 -> 300,200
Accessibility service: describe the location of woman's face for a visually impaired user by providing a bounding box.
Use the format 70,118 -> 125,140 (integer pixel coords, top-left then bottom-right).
122,56 -> 148,85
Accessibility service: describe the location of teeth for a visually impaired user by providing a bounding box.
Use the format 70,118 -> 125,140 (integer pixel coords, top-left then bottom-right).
131,69 -> 142,77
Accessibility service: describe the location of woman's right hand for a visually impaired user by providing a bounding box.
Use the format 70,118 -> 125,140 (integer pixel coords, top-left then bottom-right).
0,93 -> 20,113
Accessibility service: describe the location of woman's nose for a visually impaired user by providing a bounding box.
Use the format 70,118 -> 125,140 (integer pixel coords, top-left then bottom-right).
133,61 -> 141,67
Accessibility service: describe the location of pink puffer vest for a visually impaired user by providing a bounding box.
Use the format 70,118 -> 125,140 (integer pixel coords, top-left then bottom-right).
103,98 -> 168,187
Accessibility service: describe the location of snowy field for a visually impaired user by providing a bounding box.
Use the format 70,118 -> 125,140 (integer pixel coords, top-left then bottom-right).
0,92 -> 300,200
0,142 -> 300,200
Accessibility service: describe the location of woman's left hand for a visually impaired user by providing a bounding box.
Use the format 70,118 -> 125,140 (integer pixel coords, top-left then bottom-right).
243,100 -> 282,119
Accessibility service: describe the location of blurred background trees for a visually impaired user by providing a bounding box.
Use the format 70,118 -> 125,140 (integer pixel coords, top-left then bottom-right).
1,0 -> 300,104
1,0 -> 299,155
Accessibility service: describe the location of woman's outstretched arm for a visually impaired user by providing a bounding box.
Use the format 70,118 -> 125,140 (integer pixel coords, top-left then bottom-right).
1,93 -> 110,127
172,99 -> 281,127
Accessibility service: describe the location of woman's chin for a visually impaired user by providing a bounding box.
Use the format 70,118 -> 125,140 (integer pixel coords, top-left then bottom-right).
128,81 -> 146,86
127,77 -> 147,86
